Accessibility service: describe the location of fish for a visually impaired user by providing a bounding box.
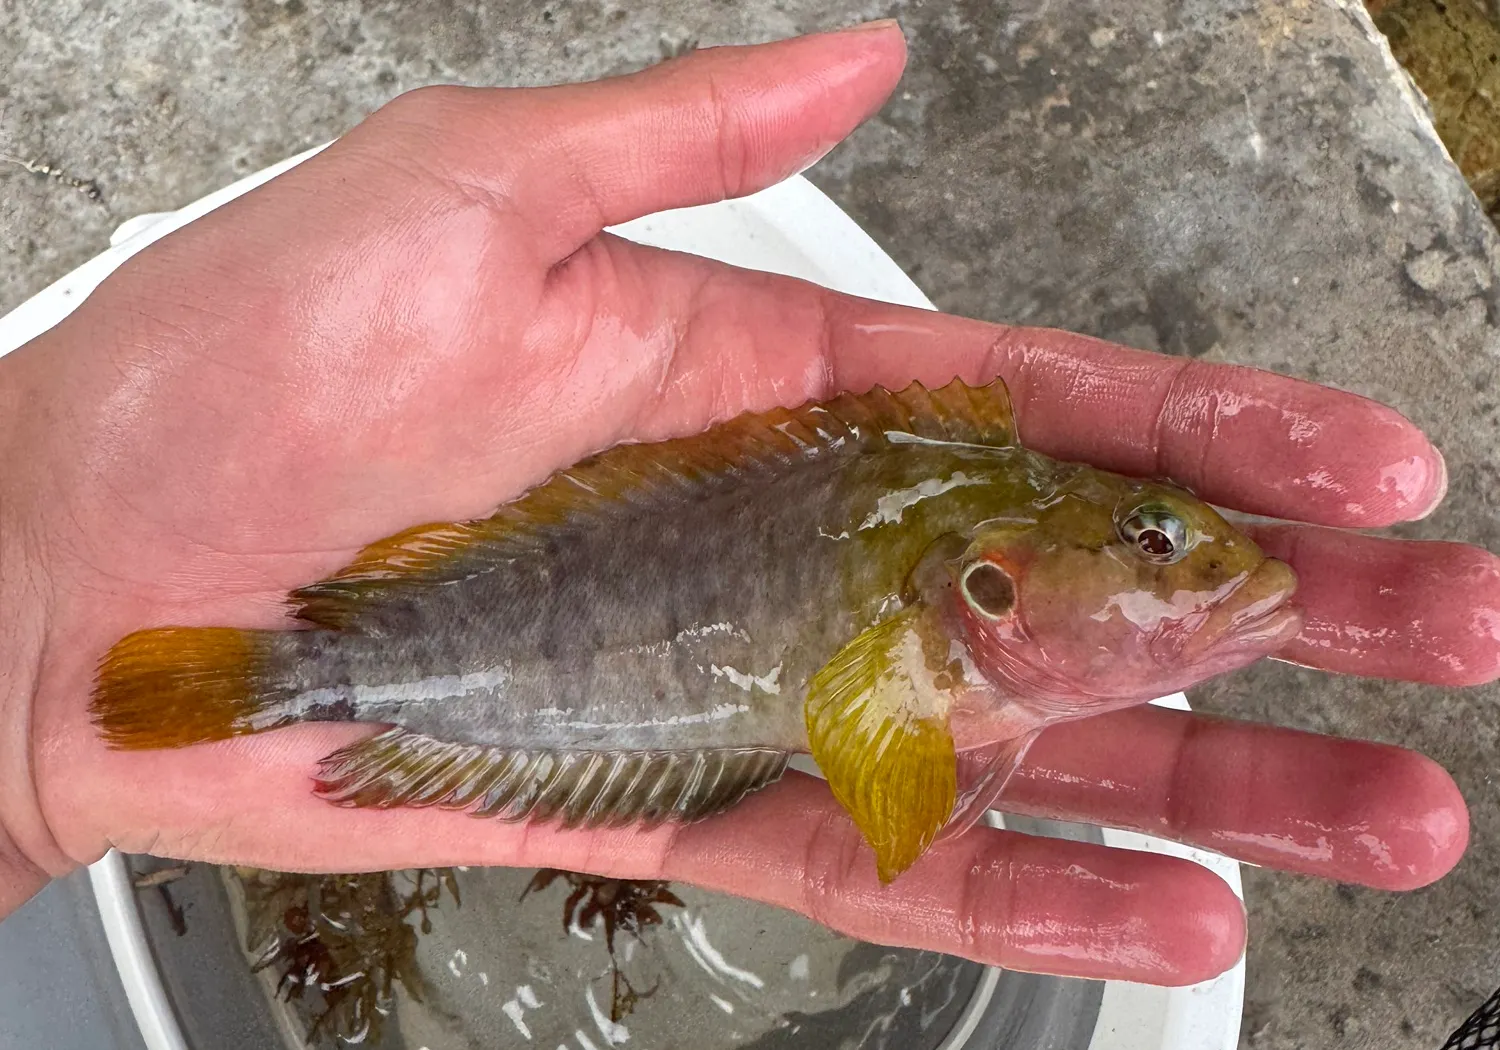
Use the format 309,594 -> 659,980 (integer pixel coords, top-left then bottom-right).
91,378 -> 1302,882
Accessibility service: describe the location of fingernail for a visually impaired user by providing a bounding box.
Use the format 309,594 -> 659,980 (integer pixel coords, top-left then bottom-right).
1416,447 -> 1449,520
846,18 -> 901,32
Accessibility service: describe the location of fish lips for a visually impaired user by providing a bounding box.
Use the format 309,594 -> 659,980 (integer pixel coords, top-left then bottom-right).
1175,558 -> 1304,668
1182,558 -> 1302,663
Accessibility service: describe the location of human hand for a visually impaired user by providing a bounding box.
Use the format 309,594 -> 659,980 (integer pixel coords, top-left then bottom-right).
1,23 -> 1494,987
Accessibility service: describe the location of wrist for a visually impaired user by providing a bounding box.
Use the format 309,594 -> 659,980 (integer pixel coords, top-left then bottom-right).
0,366 -> 53,918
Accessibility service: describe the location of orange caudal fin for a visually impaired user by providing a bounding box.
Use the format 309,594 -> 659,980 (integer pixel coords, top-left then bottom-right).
90,627 -> 290,750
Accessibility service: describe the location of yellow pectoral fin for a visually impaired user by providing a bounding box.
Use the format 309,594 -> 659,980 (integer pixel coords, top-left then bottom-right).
805,607 -> 959,883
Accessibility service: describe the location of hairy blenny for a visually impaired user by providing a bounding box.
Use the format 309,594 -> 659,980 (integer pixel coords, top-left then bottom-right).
91,379 -> 1301,881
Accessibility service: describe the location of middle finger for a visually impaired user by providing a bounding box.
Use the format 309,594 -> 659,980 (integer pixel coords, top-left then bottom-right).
1004,704 -> 1468,891
1251,523 -> 1500,686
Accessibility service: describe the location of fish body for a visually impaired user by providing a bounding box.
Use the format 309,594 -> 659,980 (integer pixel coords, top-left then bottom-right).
93,380 -> 1301,880
252,444 -> 1108,750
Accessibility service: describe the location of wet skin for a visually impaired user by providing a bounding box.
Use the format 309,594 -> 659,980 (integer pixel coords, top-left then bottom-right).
0,25 -> 1496,985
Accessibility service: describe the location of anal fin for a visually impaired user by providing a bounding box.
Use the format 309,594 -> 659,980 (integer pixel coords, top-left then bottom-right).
313,729 -> 789,830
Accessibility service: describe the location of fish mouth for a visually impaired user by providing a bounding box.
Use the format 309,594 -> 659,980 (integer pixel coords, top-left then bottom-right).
1180,558 -> 1303,664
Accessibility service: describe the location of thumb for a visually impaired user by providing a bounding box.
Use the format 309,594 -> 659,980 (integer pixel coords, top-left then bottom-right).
346,21 -> 908,263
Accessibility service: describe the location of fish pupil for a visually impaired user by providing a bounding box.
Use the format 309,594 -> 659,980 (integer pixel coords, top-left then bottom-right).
1137,528 -> 1175,557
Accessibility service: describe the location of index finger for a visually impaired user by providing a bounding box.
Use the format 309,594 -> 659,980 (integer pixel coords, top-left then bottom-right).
817,294 -> 1445,528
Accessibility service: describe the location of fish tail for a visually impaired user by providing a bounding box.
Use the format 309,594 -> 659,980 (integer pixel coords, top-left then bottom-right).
91,627 -> 293,750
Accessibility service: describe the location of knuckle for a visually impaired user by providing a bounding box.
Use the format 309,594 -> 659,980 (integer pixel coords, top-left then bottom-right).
1161,716 -> 1207,841
1151,357 -> 1208,483
358,85 -> 516,175
797,811 -> 862,931
954,836 -> 1017,959
377,83 -> 478,126
698,70 -> 748,199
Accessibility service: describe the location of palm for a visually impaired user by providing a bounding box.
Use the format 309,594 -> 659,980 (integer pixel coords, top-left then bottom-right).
3,29 -> 1495,986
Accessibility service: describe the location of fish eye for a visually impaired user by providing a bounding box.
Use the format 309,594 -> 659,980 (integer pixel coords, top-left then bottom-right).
960,561 -> 1016,619
1118,506 -> 1192,565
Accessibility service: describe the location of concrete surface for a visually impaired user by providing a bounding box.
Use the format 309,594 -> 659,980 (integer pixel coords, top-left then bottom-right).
2,1 -> 1498,1047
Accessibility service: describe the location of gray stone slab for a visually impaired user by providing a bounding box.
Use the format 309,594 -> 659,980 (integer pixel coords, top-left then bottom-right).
3,1 -> 1498,1047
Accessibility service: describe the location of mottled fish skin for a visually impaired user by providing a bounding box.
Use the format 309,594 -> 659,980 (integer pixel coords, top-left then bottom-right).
263,442 -> 1072,752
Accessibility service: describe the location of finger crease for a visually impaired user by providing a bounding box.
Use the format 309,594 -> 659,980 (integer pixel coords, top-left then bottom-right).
799,809 -> 849,931
1163,716 -> 1207,841
956,847 -> 986,952
1151,357 -> 1202,486
700,68 -> 743,201
982,329 -> 1032,434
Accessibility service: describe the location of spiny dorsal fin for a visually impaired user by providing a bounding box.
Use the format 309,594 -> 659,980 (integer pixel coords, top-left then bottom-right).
313,729 -> 790,830
291,378 -> 1015,628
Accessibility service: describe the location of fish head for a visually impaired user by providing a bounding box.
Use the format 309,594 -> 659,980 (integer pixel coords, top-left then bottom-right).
941,471 -> 1301,717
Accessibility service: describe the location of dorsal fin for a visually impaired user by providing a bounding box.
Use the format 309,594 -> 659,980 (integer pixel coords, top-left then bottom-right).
291,378 -> 1016,629
312,729 -> 790,830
